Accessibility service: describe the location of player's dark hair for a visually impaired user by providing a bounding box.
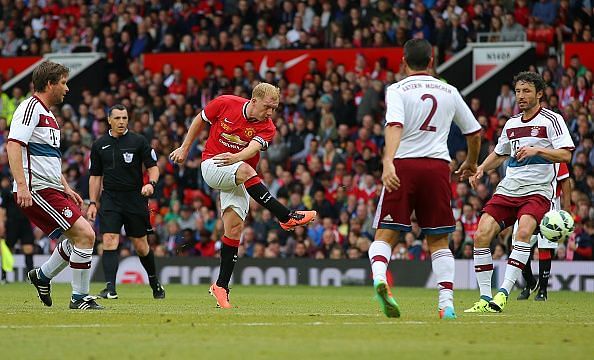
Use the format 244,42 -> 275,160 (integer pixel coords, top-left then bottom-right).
32,61 -> 69,92
404,39 -> 432,71
513,71 -> 546,94
108,104 -> 127,117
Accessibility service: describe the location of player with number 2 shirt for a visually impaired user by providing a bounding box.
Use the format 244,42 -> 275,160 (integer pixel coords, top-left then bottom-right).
367,39 -> 481,320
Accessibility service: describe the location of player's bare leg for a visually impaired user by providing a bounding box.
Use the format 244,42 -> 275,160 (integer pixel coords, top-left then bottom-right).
209,207 -> 242,309
236,163 -> 316,230
369,229 -> 400,318
130,236 -> 165,299
427,235 -> 456,319
465,214 -> 499,313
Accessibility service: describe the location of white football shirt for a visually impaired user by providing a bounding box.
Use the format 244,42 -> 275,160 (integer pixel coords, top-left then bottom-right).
8,96 -> 64,192
385,74 -> 481,161
494,107 -> 575,200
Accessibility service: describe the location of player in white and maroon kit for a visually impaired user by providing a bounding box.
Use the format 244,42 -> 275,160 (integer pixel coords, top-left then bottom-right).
465,72 -> 574,313
170,83 -> 315,308
516,162 -> 571,301
368,39 -> 481,319
7,61 -> 102,310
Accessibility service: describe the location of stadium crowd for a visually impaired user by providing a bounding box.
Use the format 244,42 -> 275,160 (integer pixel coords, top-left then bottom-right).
0,0 -> 593,262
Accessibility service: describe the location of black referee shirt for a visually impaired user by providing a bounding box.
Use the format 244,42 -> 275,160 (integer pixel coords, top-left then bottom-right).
89,130 -> 157,192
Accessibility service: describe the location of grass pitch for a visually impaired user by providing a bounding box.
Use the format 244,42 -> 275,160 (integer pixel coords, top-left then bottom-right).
1,283 -> 593,359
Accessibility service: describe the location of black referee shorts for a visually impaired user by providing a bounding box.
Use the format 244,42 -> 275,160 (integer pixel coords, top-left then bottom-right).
6,214 -> 34,248
98,191 -> 152,238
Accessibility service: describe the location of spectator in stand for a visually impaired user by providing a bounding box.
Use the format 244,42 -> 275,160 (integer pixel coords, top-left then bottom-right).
572,219 -> 594,260
495,82 -> 516,118
532,0 -> 558,26
501,13 -> 526,42
448,14 -> 467,54
545,55 -> 565,86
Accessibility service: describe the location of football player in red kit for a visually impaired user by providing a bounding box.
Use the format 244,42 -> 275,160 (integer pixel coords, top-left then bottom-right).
170,83 -> 316,308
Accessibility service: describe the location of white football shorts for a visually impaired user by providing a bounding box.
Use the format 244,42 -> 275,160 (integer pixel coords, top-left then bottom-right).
201,158 -> 249,221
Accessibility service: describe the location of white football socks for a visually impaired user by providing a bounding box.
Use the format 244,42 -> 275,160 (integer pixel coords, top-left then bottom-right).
431,248 -> 455,309
500,241 -> 531,295
368,241 -> 392,282
473,247 -> 493,300
40,236 -> 72,279
70,246 -> 93,296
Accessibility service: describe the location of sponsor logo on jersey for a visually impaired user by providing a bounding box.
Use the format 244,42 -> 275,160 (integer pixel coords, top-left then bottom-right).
221,133 -> 248,146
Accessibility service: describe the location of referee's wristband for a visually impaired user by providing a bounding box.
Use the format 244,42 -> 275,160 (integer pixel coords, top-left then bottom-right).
89,201 -> 97,207
149,180 -> 157,188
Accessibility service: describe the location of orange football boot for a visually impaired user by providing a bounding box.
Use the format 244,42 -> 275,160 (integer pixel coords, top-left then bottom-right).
279,210 -> 317,231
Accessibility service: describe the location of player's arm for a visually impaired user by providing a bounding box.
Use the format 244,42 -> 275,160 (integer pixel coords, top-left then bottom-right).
141,137 -> 159,196
381,124 -> 402,192
516,147 -> 572,163
470,151 -> 508,189
517,114 -> 575,164
213,140 -> 261,166
478,151 -> 508,172
453,90 -> 482,180
6,140 -> 31,207
61,174 -> 83,207
456,132 -> 481,180
383,124 -> 402,163
170,112 -> 207,163
382,86 -> 405,192
87,175 -> 102,222
141,166 -> 160,197
87,142 -> 104,221
7,104 -> 39,208
560,177 -> 571,211
88,176 -> 103,205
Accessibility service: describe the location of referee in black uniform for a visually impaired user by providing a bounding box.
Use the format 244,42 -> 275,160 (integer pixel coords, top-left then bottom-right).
87,104 -> 164,299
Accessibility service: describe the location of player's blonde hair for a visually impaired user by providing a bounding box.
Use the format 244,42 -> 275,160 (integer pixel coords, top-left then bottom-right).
252,82 -> 280,101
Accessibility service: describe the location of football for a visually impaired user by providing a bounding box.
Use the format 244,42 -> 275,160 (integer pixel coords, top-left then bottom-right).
559,210 -> 576,238
540,210 -> 574,242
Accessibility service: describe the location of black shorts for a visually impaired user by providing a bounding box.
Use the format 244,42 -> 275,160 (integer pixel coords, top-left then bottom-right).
6,214 -> 34,248
98,191 -> 152,238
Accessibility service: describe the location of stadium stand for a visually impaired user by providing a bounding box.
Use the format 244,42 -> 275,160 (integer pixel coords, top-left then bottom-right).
0,0 -> 592,262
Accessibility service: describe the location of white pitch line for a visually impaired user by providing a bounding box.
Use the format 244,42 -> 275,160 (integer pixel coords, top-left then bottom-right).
0,324 -> 124,329
3,320 -> 587,330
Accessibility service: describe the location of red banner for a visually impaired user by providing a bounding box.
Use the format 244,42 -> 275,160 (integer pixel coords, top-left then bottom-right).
143,47 -> 403,83
0,56 -> 40,79
564,43 -> 594,70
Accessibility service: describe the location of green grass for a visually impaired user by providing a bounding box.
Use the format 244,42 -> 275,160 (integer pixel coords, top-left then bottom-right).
1,283 -> 593,359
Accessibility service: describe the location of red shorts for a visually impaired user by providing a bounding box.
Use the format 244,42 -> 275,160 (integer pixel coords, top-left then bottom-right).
373,158 -> 455,234
15,188 -> 83,239
482,194 -> 551,230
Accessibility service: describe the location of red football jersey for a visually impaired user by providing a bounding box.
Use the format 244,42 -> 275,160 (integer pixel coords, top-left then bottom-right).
201,95 -> 276,169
